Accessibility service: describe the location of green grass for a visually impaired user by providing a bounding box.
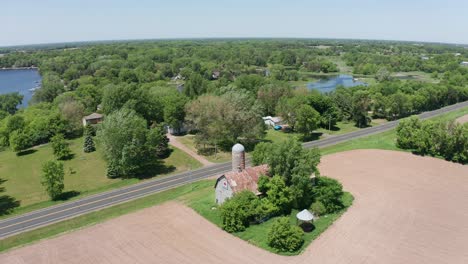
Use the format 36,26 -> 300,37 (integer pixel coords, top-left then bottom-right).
392,71 -> 439,83
187,184 -> 354,255
0,137 -> 202,218
265,120 -> 386,145
321,106 -> 468,156
0,180 -> 213,253
175,134 -> 231,163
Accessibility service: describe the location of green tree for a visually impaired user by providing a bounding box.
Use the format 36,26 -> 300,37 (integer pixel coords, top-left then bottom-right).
9,130 -> 31,153
51,134 -> 73,160
267,217 -> 304,252
184,73 -> 207,98
352,90 -> 372,127
97,108 -> 162,177
295,104 -> 320,137
265,175 -> 293,214
312,177 -> 344,214
396,116 -> 421,149
0,93 -> 23,114
83,126 -> 96,153
41,161 -> 65,200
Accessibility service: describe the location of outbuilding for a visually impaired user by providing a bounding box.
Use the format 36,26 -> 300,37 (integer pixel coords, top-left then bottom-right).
82,113 -> 103,126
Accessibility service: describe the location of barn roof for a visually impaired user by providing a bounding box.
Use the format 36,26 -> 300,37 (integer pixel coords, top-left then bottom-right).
221,164 -> 268,195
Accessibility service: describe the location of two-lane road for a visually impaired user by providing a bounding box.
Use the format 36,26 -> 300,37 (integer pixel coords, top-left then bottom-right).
0,101 -> 467,239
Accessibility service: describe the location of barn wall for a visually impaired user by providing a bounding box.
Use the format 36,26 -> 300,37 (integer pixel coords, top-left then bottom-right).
215,177 -> 233,205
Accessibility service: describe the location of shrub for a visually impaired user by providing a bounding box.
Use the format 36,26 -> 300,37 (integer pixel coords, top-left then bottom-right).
220,191 -> 257,232
310,201 -> 326,216
83,134 -> 96,153
312,176 -> 344,214
106,161 -> 119,179
252,198 -> 279,223
267,217 -> 304,252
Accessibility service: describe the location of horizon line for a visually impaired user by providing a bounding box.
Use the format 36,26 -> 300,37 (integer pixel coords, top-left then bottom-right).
1,37 -> 468,50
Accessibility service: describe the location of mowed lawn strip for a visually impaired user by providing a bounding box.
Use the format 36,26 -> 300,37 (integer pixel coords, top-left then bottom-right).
0,137 -> 202,218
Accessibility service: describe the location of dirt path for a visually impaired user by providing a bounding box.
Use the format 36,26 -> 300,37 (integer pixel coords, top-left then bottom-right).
455,114 -> 468,124
2,150 -> 467,264
167,134 -> 214,167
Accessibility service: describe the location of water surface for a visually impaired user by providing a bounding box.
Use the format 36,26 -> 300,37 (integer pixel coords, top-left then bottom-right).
0,69 -> 42,107
307,74 -> 367,93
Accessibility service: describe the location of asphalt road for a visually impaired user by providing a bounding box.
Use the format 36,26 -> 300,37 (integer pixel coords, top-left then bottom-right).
0,101 -> 467,239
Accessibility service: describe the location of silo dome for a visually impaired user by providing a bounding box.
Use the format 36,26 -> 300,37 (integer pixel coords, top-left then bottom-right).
232,143 -> 245,153
232,143 -> 246,172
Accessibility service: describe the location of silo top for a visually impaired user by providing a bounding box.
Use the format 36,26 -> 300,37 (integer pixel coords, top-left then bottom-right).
232,143 -> 245,153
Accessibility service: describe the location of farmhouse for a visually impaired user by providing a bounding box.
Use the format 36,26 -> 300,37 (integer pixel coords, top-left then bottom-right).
214,143 -> 268,204
82,113 -> 103,126
262,116 -> 282,127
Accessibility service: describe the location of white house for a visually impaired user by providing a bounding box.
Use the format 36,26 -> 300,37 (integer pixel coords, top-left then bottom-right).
262,116 -> 282,127
460,61 -> 468,67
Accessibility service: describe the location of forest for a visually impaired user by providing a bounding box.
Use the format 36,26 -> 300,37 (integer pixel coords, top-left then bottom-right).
1,39 -> 468,176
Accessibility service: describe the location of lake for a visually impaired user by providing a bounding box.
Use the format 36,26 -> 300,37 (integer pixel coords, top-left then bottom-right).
307,74 -> 367,93
0,69 -> 42,107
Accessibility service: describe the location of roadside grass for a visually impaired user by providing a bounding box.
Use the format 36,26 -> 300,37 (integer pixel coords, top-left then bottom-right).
265,120 -> 386,145
0,137 -> 201,218
0,180 -> 213,253
175,134 -> 231,163
321,106 -> 468,156
186,184 -> 354,256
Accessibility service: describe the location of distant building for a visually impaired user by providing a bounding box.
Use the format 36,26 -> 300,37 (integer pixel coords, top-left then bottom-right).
214,144 -> 269,205
460,61 -> 468,67
82,113 -> 103,126
421,56 -> 430,61
262,116 -> 283,127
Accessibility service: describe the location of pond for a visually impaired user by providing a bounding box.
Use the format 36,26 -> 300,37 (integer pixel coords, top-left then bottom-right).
307,74 -> 367,93
0,69 -> 42,107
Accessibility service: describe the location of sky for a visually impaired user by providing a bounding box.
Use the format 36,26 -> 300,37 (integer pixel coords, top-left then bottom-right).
2,0 -> 468,46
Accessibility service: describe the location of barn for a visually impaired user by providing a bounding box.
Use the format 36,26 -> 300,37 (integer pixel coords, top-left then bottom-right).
214,143 -> 269,205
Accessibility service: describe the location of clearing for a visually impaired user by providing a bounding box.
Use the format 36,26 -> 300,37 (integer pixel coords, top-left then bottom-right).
2,150 -> 467,264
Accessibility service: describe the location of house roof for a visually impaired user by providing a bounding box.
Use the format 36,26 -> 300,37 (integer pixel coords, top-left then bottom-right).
221,164 -> 268,195
84,113 -> 103,120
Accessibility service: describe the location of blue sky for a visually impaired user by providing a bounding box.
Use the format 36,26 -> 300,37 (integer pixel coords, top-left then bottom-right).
2,0 -> 467,46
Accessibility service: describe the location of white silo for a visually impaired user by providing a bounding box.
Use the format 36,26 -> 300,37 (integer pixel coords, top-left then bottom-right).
232,143 -> 245,172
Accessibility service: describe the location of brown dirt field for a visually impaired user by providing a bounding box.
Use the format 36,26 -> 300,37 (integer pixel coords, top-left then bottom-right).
1,150 -> 468,264
455,114 -> 468,124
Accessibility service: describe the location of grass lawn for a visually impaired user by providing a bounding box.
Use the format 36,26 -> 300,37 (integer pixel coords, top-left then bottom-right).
175,134 -> 231,163
185,182 -> 354,256
0,136 -> 202,217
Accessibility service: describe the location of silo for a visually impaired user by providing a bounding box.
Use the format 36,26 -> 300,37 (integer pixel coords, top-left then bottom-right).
232,143 -> 245,172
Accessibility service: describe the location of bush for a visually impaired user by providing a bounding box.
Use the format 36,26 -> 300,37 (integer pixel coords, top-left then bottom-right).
267,217 -> 304,252
310,201 -> 326,216
220,191 -> 257,232
312,177 -> 344,214
83,133 -> 96,153
252,198 -> 279,223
